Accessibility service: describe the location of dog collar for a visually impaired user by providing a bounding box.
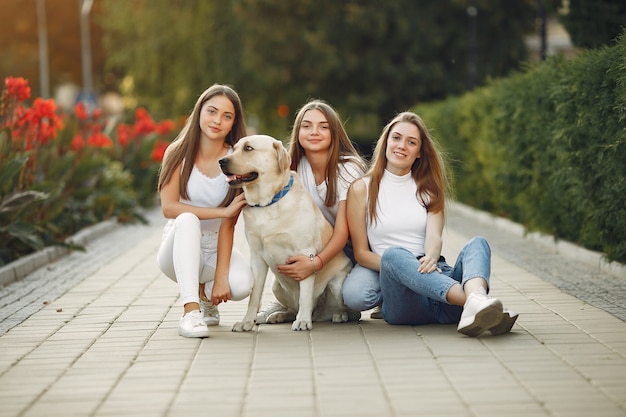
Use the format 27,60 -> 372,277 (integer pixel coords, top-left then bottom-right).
253,174 -> 294,207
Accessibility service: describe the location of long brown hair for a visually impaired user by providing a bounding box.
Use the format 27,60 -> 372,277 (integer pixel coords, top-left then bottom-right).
157,84 -> 247,205
366,112 -> 450,224
287,99 -> 366,207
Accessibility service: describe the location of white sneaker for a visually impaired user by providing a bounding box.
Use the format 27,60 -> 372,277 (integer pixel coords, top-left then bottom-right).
256,299 -> 294,324
488,307 -> 519,336
370,305 -> 384,319
200,299 -> 220,326
457,289 -> 503,337
178,310 -> 210,338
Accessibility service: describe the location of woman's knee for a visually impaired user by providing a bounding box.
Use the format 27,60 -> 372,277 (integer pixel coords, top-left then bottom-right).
468,236 -> 490,256
381,247 -> 412,271
228,251 -> 253,300
230,284 -> 252,301
342,276 -> 380,311
229,272 -> 253,301
156,246 -> 176,281
175,212 -> 201,228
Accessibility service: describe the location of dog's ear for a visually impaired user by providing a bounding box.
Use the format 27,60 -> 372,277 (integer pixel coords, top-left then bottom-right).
274,140 -> 291,172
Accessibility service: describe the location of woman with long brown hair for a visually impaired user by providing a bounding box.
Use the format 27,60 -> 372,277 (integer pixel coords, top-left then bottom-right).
343,112 -> 517,336
157,84 -> 253,338
257,99 -> 367,324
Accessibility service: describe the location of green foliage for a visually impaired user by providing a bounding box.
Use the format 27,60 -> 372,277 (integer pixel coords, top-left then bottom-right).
0,136 -> 135,265
100,1 -> 243,120
100,0 -> 537,137
0,130 -> 50,260
560,0 -> 626,49
415,31 -> 626,263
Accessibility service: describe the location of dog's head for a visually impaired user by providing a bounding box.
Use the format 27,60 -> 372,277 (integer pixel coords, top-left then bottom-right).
219,135 -> 291,203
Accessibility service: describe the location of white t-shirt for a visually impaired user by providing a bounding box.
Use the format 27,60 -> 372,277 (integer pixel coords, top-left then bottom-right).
297,156 -> 364,226
364,170 -> 428,257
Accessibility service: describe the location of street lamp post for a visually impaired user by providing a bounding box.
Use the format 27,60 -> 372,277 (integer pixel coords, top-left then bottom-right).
79,0 -> 95,110
36,0 -> 50,99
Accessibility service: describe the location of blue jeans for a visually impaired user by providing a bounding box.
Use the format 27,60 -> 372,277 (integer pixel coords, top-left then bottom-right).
342,236 -> 491,325
381,236 -> 491,325
342,264 -> 382,311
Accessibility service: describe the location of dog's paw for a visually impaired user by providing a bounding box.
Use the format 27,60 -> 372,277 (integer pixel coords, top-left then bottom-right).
291,319 -> 313,331
332,312 -> 349,323
232,320 -> 255,332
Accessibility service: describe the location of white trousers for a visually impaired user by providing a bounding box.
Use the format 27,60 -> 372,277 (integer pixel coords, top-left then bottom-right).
156,212 -> 253,305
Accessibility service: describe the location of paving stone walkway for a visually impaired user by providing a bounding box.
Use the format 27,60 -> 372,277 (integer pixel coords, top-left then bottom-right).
0,204 -> 624,417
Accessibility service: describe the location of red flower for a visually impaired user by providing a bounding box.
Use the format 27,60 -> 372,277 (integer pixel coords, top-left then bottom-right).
74,102 -> 88,120
71,134 -> 84,151
135,107 -> 149,120
4,76 -> 31,101
154,119 -> 175,136
12,98 -> 64,146
13,105 -> 27,127
132,107 -> 155,136
87,131 -> 113,148
31,98 -> 60,124
151,140 -> 169,162
38,120 -> 58,145
32,98 -> 63,144
116,123 -> 132,147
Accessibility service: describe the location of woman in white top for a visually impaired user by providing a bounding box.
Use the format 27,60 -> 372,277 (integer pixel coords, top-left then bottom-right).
256,99 -> 367,323
157,84 -> 253,338
343,112 -> 518,336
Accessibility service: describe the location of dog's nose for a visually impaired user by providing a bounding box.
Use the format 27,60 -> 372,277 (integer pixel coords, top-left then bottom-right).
218,158 -> 227,167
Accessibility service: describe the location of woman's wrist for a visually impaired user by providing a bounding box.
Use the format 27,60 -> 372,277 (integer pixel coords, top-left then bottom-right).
309,254 -> 325,273
315,254 -> 324,270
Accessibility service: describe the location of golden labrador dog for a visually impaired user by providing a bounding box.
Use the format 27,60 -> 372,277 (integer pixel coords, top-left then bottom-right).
219,134 -> 359,331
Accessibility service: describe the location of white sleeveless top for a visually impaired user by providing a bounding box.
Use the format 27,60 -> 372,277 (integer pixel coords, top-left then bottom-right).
364,170 -> 428,257
175,148 -> 232,232
297,156 -> 364,226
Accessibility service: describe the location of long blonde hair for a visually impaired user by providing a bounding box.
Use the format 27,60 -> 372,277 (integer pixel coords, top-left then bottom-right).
367,112 -> 449,224
158,84 -> 247,205
287,99 -> 366,207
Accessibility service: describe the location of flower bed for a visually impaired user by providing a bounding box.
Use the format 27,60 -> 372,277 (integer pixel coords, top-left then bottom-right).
0,76 -> 176,266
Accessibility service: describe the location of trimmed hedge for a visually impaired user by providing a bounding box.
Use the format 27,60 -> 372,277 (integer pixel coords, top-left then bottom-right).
415,30 -> 626,263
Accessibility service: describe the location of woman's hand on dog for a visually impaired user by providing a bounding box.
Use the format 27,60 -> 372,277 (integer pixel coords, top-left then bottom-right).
276,255 -> 316,281
223,193 -> 247,218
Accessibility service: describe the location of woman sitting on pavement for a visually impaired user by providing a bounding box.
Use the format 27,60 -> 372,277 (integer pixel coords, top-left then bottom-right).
256,99 -> 367,324
342,111 -> 518,336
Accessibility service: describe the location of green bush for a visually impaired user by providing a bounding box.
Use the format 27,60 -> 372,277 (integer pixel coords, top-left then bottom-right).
415,30 -> 626,263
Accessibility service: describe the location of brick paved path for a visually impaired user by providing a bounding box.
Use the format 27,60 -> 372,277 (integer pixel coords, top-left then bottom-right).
0,205 -> 624,417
